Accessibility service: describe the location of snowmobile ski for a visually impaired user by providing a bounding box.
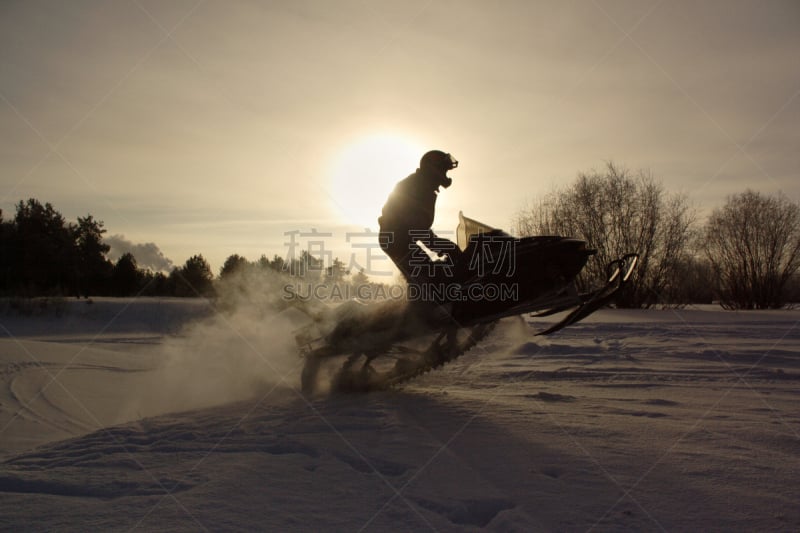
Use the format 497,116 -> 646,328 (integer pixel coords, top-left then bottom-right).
533,253 -> 638,335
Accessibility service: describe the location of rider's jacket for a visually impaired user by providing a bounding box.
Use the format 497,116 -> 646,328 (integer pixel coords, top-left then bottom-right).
378,169 -> 460,281
378,170 -> 439,245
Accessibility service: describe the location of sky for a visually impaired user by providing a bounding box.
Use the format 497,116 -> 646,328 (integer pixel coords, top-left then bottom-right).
1,0 -> 798,275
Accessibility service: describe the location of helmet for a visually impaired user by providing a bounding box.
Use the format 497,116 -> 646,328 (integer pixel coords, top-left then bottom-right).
419,150 -> 458,173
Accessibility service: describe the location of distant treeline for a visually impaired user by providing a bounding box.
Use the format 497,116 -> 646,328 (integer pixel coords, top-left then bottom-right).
3,160 -> 800,309
0,198 -> 367,300
0,198 -> 197,298
513,162 -> 800,309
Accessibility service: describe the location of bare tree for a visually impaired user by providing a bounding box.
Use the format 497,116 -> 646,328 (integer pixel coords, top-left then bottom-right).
703,190 -> 800,309
513,162 -> 696,308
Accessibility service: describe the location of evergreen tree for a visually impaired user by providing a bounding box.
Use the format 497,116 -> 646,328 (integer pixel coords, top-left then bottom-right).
111,253 -> 141,296
13,199 -> 74,294
73,215 -> 113,296
220,254 -> 249,279
0,210 -> 12,293
325,257 -> 349,283
175,254 -> 214,297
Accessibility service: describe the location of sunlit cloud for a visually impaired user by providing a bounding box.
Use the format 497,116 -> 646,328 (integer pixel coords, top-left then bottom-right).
105,234 -> 174,272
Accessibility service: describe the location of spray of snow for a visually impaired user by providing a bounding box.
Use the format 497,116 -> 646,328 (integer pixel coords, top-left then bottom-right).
119,270 -> 312,419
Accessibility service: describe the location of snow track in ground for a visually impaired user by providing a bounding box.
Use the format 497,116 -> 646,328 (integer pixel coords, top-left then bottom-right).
1,302 -> 799,530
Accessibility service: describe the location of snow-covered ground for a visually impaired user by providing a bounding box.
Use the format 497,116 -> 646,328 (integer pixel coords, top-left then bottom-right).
1,298 -> 798,531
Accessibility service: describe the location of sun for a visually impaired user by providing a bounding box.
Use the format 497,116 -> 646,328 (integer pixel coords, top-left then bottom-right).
327,133 -> 425,228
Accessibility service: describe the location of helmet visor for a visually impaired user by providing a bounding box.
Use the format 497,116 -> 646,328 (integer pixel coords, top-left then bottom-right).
446,154 -> 459,170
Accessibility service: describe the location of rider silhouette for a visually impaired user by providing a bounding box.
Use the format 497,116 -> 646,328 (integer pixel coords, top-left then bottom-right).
378,150 -> 462,290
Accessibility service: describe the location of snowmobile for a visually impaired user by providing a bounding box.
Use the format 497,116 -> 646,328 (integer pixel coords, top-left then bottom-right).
295,212 -> 638,395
